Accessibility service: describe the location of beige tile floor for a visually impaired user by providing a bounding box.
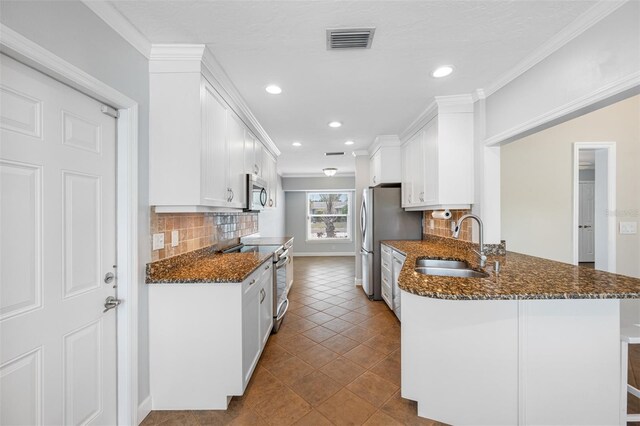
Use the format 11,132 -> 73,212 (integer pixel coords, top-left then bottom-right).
141,256 -> 640,426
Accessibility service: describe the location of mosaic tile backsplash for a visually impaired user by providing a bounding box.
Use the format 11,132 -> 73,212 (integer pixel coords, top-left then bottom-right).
422,209 -> 472,242
150,209 -> 258,261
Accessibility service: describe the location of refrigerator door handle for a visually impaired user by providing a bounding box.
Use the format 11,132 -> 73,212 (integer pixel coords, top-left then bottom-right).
360,199 -> 366,243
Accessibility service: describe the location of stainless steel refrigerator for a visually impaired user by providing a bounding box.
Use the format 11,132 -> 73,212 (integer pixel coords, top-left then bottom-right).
360,186 -> 423,300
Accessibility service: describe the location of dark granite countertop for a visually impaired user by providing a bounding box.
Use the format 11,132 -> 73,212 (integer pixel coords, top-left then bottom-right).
383,236 -> 640,300
146,245 -> 273,284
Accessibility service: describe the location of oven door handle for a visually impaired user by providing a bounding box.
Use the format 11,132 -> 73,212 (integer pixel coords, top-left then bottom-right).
278,248 -> 290,259
276,298 -> 289,321
275,256 -> 289,269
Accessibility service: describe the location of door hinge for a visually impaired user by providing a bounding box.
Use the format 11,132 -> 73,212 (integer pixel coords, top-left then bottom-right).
101,105 -> 119,119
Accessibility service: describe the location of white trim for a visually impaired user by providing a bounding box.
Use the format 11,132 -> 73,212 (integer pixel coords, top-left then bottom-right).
351,150 -> 369,157
400,94 -> 474,143
483,0 -> 628,98
572,142 -> 617,273
369,135 -> 401,156
485,71 -> 640,146
295,252 -> 356,257
81,1 -> 151,59
1,24 -> 141,426
281,172 -> 356,178
137,395 -> 152,425
354,278 -> 363,286
148,44 -> 280,158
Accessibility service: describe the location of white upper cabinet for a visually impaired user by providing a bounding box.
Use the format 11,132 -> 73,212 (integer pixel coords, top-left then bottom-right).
149,45 -> 277,212
369,136 -> 402,187
401,95 -> 474,210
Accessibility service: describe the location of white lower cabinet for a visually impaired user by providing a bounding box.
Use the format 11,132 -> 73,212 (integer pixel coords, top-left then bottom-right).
380,244 -> 393,309
149,260 -> 273,410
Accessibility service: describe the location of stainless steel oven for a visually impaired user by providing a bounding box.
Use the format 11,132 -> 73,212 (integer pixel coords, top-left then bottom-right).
273,240 -> 293,332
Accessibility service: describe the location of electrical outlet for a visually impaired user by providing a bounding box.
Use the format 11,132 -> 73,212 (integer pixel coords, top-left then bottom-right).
171,230 -> 179,247
429,219 -> 435,230
152,233 -> 165,250
620,222 -> 637,235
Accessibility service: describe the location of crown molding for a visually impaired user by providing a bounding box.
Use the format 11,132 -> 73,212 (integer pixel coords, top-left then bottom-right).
81,1 -> 151,59
352,150 -> 369,157
471,89 -> 486,103
483,0 -> 627,98
484,70 -> 640,146
369,135 -> 401,155
399,100 -> 437,143
201,47 -> 280,157
148,43 -> 280,157
281,172 -> 355,178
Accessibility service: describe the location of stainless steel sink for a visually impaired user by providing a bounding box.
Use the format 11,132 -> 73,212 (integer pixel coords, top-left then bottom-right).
414,267 -> 490,278
415,259 -> 470,269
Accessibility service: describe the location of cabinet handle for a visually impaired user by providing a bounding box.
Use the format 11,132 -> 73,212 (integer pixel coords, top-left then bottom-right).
230,189 -> 234,202
249,279 -> 256,286
373,176 -> 377,184
269,199 -> 273,207
265,264 -> 270,270
260,288 -> 265,304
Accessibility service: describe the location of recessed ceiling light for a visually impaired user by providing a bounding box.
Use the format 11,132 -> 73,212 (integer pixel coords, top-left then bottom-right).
344,140 -> 355,145
292,141 -> 301,147
328,121 -> 342,128
265,85 -> 282,94
431,66 -> 454,78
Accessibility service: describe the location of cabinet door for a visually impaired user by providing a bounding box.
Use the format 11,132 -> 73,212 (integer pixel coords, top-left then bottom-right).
201,82 -> 229,206
254,140 -> 264,177
259,269 -> 273,346
409,133 -> 424,206
401,143 -> 412,207
242,282 -> 261,387
244,131 -> 255,175
369,153 -> 377,186
264,152 -> 277,208
227,112 -> 247,208
422,119 -> 439,205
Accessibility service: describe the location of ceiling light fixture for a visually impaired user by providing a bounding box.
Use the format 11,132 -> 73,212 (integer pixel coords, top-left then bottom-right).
344,140 -> 354,145
265,84 -> 282,94
323,168 -> 338,177
328,121 -> 342,128
431,65 -> 454,78
292,141 -> 301,147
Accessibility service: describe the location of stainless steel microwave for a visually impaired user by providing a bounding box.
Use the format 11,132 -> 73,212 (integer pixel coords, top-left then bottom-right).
245,174 -> 268,212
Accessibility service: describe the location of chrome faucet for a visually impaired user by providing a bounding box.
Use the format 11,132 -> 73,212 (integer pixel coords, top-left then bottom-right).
452,214 -> 487,268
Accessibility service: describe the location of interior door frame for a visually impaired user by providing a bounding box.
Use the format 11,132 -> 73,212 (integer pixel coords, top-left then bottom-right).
572,142 -> 616,272
1,25 -> 140,425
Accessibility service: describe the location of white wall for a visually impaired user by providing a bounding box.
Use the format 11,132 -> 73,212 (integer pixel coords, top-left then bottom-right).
258,174 -> 285,237
0,0 -> 152,411
485,1 -> 640,145
501,95 -> 640,279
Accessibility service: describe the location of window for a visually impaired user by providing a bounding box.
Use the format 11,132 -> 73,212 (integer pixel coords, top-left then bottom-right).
306,192 -> 352,241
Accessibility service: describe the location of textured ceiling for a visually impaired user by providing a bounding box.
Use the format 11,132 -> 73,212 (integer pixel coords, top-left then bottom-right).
111,0 -> 597,175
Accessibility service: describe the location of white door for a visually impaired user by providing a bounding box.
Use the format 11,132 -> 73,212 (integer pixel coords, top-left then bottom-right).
579,182 -> 595,262
0,55 -> 117,425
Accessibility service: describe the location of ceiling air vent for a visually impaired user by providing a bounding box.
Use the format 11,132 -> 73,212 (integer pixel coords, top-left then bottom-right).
326,28 -> 375,50
325,152 -> 345,156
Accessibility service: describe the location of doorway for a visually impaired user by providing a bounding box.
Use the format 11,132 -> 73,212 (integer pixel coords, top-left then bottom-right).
573,143 -> 616,273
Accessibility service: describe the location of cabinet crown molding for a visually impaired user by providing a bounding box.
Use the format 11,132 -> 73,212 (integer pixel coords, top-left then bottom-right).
401,94 -> 474,143
149,43 -> 280,157
369,135 -> 401,156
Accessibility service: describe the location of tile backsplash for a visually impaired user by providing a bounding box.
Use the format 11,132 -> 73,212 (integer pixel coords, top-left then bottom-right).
423,209 -> 472,242
150,209 -> 258,261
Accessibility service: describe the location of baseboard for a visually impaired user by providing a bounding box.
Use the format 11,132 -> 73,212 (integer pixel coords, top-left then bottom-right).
294,252 -> 356,257
354,278 -> 362,286
137,395 -> 152,425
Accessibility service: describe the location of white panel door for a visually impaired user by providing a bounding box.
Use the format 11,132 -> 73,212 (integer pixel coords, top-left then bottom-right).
0,55 -> 117,425
579,182 -> 595,262
227,112 -> 246,209
201,81 -> 229,206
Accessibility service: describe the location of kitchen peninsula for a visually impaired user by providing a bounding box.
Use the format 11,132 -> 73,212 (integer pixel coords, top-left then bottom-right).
385,237 -> 640,426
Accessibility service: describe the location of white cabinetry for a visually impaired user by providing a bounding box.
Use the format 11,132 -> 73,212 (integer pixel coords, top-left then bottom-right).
149,45 -> 276,212
244,131 -> 263,177
149,259 -> 274,409
263,151 -> 278,208
401,95 -> 474,210
380,244 -> 393,308
369,136 -> 402,187
242,261 -> 273,387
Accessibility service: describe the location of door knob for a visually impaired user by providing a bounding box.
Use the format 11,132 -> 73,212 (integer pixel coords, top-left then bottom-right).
103,296 -> 122,313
